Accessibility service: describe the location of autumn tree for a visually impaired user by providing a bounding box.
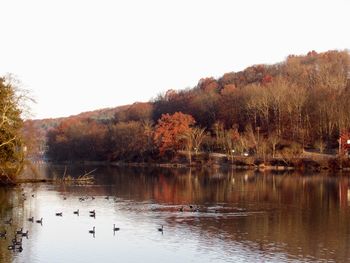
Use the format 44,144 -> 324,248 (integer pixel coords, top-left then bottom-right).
154,112 -> 195,155
0,77 -> 28,182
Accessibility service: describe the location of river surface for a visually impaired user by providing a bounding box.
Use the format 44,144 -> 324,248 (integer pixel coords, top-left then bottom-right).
1,164 -> 350,263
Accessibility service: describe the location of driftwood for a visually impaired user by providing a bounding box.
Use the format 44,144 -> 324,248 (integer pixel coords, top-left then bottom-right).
14,169 -> 97,184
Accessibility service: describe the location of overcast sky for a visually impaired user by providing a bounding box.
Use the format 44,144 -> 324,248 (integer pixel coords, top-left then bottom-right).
0,0 -> 349,119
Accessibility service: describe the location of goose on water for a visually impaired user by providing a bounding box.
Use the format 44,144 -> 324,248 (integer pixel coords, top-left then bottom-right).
22,230 -> 29,237
89,226 -> 95,234
113,224 -> 120,231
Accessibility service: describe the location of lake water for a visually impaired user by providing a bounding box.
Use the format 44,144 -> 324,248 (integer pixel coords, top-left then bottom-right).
1,164 -> 350,263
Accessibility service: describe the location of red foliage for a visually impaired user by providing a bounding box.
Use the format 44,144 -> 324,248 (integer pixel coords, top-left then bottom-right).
261,74 -> 273,85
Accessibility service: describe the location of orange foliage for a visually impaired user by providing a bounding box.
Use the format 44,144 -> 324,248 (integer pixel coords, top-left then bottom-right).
154,112 -> 195,155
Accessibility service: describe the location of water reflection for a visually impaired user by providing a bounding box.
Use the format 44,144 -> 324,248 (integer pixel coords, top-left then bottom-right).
0,164 -> 350,262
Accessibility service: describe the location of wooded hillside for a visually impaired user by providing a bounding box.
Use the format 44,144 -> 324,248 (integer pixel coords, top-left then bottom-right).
25,50 -> 350,163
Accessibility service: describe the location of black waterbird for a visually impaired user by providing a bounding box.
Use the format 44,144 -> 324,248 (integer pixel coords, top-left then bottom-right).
113,224 -> 120,232
89,226 -> 95,234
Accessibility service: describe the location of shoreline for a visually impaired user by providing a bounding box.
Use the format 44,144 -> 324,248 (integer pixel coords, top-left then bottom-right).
47,153 -> 350,173
2,154 -> 350,186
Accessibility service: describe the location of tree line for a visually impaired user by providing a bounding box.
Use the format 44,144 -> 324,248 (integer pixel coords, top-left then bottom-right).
42,50 -> 350,162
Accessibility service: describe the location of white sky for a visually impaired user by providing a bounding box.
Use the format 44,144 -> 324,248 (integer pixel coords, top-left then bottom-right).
0,0 -> 349,119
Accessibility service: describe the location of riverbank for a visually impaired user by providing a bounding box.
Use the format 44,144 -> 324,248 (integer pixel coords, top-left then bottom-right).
3,151 -> 349,186
67,151 -> 350,173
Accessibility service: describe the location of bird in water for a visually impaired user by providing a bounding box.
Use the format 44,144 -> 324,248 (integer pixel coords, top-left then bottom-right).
21,230 -> 29,238
89,210 -> 96,217
89,226 -> 95,237
113,224 -> 120,232
158,225 -> 164,233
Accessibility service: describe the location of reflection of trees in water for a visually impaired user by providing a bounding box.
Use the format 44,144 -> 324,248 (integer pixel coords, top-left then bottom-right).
29,164 -> 350,261
102,168 -> 350,261
154,171 -> 350,262
0,187 -> 25,262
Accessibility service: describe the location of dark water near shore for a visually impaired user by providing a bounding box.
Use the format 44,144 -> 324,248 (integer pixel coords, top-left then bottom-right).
1,164 -> 350,262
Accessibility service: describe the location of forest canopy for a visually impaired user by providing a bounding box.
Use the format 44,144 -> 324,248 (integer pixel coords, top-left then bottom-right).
28,50 -> 350,162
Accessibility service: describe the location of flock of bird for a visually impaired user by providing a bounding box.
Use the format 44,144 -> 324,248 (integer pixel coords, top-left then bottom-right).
1,193 -> 166,254
0,218 -> 29,253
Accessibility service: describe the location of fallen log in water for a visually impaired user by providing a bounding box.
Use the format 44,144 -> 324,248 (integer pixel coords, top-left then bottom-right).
15,169 -> 96,184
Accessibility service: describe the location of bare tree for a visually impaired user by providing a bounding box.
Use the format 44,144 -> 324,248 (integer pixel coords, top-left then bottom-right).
268,132 -> 280,158
179,127 -> 207,165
